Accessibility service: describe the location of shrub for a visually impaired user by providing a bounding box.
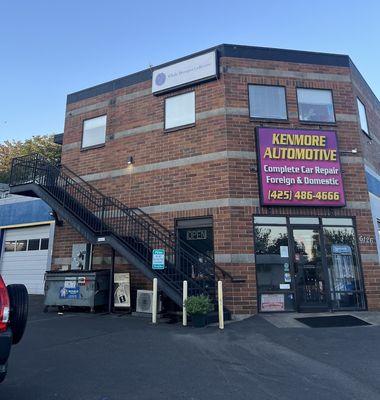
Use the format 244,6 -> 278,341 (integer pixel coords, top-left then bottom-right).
185,295 -> 213,315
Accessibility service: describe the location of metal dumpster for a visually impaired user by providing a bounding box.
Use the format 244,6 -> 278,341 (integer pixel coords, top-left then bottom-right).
44,270 -> 110,312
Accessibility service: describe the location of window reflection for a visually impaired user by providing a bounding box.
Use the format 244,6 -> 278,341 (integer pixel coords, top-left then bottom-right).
4,241 -> 16,252
297,88 -> 335,123
293,230 -> 321,263
323,227 -> 365,309
15,240 -> 27,251
255,226 -> 288,255
254,217 -> 366,312
293,229 -> 325,306
254,225 -> 294,311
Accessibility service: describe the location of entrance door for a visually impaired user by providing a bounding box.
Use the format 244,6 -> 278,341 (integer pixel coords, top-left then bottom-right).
176,218 -> 215,293
291,228 -> 328,311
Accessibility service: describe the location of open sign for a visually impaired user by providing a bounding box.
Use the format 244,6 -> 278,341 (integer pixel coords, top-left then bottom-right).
186,230 -> 208,241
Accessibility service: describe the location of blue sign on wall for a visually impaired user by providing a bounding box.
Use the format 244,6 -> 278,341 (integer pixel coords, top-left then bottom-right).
152,249 -> 165,270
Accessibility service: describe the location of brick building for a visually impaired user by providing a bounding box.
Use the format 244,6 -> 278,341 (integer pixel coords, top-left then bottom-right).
11,44 -> 380,316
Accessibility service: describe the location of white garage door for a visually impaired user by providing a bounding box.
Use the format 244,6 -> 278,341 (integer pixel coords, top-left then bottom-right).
0,225 -> 52,294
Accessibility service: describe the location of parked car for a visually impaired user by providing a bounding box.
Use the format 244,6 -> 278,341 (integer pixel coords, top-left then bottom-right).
0,275 -> 28,383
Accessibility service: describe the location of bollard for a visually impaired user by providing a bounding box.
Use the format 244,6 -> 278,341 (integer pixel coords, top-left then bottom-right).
183,280 -> 188,326
218,280 -> 224,330
152,278 -> 158,324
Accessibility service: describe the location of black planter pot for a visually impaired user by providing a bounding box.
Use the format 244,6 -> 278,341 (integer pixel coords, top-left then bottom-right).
191,313 -> 207,328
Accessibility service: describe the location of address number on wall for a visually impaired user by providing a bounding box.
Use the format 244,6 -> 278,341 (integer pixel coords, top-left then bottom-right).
359,235 -> 374,245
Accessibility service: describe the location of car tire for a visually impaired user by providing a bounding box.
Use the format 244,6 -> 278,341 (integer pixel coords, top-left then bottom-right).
7,284 -> 28,345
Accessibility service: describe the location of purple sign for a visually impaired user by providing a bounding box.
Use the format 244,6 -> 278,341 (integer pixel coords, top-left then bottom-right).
257,128 -> 345,207
155,72 -> 166,86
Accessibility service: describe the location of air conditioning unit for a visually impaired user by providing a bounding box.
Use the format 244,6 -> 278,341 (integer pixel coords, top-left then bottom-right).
136,290 -> 162,314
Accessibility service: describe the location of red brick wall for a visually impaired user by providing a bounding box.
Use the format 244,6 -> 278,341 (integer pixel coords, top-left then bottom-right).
349,62 -> 380,309
350,64 -> 380,171
52,53 -> 380,315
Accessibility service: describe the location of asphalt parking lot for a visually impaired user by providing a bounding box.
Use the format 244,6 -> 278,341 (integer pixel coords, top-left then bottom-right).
1,296 -> 380,400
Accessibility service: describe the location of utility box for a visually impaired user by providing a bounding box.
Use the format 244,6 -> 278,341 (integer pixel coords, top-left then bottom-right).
44,270 -> 110,312
71,243 -> 91,270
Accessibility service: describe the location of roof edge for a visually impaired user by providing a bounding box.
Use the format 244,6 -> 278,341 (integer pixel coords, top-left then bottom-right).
67,43 -> 352,105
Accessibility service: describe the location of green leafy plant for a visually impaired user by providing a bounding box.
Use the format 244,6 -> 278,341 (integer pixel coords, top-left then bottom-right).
185,295 -> 213,315
0,134 -> 61,183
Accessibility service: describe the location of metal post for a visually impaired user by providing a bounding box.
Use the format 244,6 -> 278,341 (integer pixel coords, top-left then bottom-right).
108,248 -> 115,314
152,278 -> 158,324
218,280 -> 224,330
100,197 -> 106,235
88,244 -> 94,271
9,158 -> 15,186
33,154 -> 38,183
183,280 -> 188,326
146,226 -> 150,260
62,178 -> 68,208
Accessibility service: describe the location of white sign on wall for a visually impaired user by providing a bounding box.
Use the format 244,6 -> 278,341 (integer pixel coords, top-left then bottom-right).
152,51 -> 217,94
261,294 -> 285,312
114,273 -> 131,308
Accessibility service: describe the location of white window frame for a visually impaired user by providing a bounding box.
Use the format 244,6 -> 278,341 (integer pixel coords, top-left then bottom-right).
248,84 -> 288,120
357,98 -> 370,137
297,88 -> 335,123
164,91 -> 195,131
81,115 -> 107,149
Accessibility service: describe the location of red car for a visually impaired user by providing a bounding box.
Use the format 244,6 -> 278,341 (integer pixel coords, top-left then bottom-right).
0,275 -> 28,383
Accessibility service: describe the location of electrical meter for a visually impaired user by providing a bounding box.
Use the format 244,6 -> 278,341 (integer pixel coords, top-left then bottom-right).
71,243 -> 91,270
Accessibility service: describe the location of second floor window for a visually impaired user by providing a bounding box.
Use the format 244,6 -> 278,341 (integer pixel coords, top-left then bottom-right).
357,98 -> 370,136
165,91 -> 195,130
249,85 -> 287,120
82,115 -> 107,149
297,88 -> 335,123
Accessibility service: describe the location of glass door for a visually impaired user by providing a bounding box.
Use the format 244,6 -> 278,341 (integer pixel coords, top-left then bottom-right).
323,223 -> 366,310
291,228 -> 328,311
176,218 -> 215,293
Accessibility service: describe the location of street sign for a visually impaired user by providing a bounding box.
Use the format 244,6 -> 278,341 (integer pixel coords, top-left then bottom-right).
152,249 -> 165,270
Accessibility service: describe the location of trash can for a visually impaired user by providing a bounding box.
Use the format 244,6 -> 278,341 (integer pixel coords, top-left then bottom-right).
44,270 -> 110,312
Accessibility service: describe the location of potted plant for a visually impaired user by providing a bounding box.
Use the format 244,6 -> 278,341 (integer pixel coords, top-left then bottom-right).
185,295 -> 213,327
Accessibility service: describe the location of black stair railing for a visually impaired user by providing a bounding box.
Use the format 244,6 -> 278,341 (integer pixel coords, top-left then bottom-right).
10,154 -> 236,301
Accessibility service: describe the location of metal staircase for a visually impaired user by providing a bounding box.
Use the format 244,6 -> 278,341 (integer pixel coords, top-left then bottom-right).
9,154 -> 238,310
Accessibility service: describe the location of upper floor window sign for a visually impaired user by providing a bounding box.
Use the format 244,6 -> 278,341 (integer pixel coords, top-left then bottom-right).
357,98 -> 370,137
249,85 -> 287,120
82,115 -> 107,149
297,88 -> 335,123
152,51 -> 217,94
165,92 -> 195,130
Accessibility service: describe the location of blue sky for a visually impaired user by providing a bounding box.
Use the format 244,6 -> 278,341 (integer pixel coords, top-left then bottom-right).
1,0 -> 379,141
